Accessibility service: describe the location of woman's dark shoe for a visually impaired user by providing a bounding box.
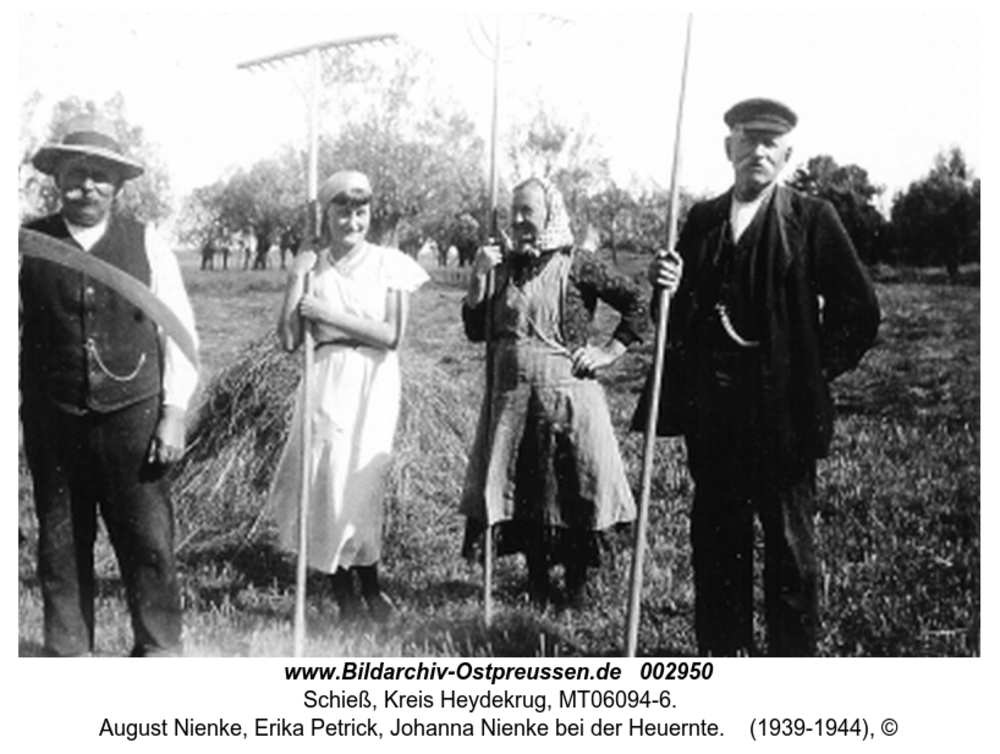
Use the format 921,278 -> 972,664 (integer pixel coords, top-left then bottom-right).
330,569 -> 362,621
527,555 -> 552,608
564,564 -> 589,610
356,564 -> 396,623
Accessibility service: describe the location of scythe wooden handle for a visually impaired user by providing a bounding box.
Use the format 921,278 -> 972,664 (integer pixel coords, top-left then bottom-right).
294,272 -> 314,657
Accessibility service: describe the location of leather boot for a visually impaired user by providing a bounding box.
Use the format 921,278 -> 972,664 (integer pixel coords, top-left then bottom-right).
564,561 -> 589,609
356,564 -> 396,623
330,568 -> 361,621
526,550 -> 551,608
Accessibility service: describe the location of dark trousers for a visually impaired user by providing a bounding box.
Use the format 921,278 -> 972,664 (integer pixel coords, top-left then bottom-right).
21,396 -> 182,657
685,349 -> 820,657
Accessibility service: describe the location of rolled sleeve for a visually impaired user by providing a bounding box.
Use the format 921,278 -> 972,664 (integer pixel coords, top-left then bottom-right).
145,226 -> 199,410
572,252 -> 649,347
462,299 -> 488,343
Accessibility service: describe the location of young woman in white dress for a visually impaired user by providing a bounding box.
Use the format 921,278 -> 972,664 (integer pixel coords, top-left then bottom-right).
270,170 -> 428,621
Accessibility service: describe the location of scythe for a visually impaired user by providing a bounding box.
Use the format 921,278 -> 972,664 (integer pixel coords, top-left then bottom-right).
19,227 -> 199,371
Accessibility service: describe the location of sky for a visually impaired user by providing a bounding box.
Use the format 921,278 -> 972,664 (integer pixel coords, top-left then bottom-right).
17,7 -> 983,213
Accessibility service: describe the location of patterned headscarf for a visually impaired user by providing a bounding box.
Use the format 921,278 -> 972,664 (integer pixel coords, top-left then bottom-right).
514,177 -> 575,253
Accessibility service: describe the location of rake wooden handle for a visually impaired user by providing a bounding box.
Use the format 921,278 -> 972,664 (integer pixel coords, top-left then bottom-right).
294,272 -> 313,656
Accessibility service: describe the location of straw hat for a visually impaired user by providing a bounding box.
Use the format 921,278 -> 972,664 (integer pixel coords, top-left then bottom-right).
32,114 -> 145,180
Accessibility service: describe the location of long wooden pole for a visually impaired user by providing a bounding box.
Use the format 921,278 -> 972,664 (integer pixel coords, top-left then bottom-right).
294,273 -> 314,656
482,15 -> 502,628
292,46 -> 321,659
625,13 -> 694,658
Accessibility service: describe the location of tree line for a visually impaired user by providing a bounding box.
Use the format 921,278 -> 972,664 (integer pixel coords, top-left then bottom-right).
20,44 -> 978,277
788,149 -> 980,279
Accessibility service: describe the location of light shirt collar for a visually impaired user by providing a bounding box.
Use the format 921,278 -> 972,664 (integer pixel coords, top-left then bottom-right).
729,183 -> 776,243
64,217 -> 109,252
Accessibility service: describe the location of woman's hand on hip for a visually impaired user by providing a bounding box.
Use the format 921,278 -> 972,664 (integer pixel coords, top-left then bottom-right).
571,341 -> 626,378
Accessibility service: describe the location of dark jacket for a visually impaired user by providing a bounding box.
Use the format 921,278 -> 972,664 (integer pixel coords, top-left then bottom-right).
633,185 -> 880,462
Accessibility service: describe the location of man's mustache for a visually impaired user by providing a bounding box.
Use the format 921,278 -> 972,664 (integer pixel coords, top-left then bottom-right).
64,191 -> 106,202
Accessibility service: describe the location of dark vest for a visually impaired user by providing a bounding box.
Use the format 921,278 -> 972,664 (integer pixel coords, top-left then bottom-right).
20,213 -> 162,414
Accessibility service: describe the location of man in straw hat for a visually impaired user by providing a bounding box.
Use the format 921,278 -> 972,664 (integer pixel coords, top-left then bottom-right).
20,113 -> 198,656
636,98 -> 880,656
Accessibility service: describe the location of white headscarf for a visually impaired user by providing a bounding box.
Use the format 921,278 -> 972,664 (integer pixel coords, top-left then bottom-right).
515,177 -> 575,252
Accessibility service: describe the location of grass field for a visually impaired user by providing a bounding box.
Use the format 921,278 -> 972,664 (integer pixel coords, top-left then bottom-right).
17,250 -> 980,657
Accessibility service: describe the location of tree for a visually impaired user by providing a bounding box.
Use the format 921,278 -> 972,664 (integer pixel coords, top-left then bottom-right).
324,111 -> 485,252
588,182 -> 636,261
609,183 -> 700,257
788,155 -> 889,264
176,146 -> 308,266
316,43 -> 487,251
19,92 -> 46,218
890,147 -> 980,279
178,43 -> 489,258
448,212 -> 482,267
19,93 -> 173,225
175,181 -> 226,249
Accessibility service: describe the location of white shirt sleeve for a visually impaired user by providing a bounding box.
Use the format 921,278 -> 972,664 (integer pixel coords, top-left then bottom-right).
145,225 -> 200,411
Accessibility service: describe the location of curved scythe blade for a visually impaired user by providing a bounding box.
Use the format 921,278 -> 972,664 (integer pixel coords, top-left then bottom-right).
19,227 -> 200,370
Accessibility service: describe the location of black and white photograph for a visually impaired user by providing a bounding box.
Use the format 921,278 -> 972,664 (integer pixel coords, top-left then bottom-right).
14,7 -> 985,743
16,4 -> 982,658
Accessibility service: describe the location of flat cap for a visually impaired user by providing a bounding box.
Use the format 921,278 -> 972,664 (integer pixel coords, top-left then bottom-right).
724,98 -> 797,134
318,170 -> 373,208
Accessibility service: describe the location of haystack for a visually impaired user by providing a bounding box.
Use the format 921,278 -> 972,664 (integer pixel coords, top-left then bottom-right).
171,333 -> 479,555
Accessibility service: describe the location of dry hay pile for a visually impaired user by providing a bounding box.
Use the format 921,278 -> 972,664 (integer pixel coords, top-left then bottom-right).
171,333 -> 479,554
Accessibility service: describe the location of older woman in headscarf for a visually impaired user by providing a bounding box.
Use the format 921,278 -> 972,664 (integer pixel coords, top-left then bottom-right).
460,177 -> 648,608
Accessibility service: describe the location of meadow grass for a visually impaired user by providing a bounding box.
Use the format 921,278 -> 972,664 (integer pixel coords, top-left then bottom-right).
17,252 -> 979,657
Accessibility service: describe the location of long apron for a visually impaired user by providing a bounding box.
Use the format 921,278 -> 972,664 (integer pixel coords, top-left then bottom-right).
461,252 -> 635,558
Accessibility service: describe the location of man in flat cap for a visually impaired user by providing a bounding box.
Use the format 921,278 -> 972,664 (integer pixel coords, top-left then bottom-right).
636,98 -> 880,656
20,114 -> 198,656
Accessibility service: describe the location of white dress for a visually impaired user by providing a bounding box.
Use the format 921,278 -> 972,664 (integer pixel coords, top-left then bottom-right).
270,242 -> 428,573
